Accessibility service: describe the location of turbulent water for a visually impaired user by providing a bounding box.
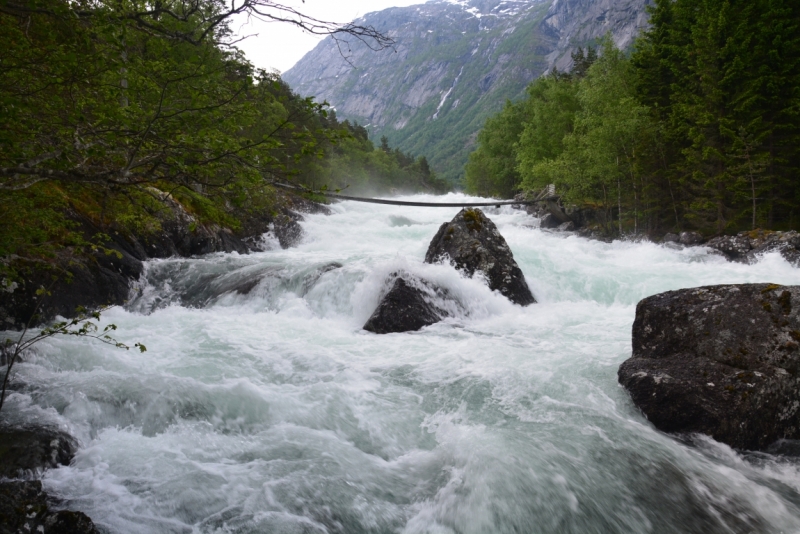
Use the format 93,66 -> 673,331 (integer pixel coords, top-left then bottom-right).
6,193 -> 800,533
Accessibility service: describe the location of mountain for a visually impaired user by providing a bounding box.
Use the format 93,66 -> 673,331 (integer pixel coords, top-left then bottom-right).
282,0 -> 651,186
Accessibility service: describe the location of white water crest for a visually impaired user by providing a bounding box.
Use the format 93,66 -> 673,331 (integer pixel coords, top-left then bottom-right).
6,193 -> 800,533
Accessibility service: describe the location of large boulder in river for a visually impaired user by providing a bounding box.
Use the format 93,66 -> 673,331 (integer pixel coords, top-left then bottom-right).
618,284 -> 800,451
425,208 -> 535,305
363,276 -> 451,334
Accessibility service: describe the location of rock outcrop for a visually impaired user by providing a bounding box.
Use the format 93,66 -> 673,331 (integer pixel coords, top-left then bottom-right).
706,230 -> 800,266
425,208 -> 535,305
618,283 -> 800,451
363,276 -> 450,334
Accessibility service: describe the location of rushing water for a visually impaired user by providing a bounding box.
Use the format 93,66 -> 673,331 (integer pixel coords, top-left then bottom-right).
5,193 -> 800,533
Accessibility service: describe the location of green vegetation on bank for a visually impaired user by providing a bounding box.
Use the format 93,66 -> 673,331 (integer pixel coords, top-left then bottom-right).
0,0 -> 445,275
466,0 -> 800,236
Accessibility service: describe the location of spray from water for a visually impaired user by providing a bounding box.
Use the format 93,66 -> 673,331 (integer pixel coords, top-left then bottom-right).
5,193 -> 800,533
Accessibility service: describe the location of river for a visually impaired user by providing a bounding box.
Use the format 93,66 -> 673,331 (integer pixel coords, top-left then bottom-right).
6,193 -> 800,533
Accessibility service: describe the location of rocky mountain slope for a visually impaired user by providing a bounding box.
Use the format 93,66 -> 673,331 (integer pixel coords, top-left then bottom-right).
283,0 -> 651,186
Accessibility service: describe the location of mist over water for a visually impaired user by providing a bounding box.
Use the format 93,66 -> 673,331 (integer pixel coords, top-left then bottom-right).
6,193 -> 800,533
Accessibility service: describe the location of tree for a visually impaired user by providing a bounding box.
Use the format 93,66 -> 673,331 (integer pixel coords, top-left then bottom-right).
632,0 -> 800,233
464,99 -> 529,197
0,0 -> 392,195
516,74 -> 581,190
571,46 -> 598,79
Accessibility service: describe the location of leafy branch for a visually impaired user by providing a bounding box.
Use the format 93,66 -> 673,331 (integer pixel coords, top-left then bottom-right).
1,286 -> 145,413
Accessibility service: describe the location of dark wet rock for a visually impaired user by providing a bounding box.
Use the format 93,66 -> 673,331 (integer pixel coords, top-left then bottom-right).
273,208 -> 305,249
538,213 -> 560,229
0,426 -> 77,478
0,254 -> 135,330
0,427 -> 96,532
576,225 -> 614,243
678,231 -> 704,246
618,283 -> 800,451
705,235 -> 752,262
300,262 -> 343,296
0,480 -> 98,534
425,208 -> 535,305
563,205 -> 600,229
363,276 -> 450,334
557,221 -> 575,232
662,233 -> 679,243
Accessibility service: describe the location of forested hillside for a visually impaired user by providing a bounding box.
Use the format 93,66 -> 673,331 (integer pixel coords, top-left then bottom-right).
284,0 -> 652,185
467,0 -> 800,235
0,0 -> 444,280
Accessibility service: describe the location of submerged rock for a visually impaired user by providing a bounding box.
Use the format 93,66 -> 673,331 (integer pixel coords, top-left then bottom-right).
0,480 -> 98,534
425,208 -> 535,305
272,208 -> 305,249
618,284 -> 800,451
678,231 -> 704,246
538,213 -> 561,229
363,276 -> 449,334
662,233 -> 679,243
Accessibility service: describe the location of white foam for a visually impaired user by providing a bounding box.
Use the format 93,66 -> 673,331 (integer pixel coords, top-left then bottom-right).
4,192 -> 800,532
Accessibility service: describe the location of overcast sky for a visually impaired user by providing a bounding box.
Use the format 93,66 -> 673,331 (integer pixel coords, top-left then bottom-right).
232,0 -> 425,74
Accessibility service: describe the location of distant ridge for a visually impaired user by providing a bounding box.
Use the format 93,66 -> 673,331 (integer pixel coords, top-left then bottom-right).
283,0 -> 651,185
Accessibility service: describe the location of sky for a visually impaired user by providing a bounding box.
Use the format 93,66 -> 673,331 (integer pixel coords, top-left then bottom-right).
232,0 -> 426,74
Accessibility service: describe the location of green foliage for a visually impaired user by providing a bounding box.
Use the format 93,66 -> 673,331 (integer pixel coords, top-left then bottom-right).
464,100 -> 528,198
0,0 -> 446,280
466,0 -> 800,236
302,119 -> 449,195
1,300 -> 144,413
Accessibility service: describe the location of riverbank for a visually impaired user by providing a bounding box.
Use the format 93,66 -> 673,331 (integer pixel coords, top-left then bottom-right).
0,189 -> 330,330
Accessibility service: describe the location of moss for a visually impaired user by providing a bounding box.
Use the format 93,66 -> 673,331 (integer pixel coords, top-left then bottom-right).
761,283 -> 783,294
790,330 -> 800,342
462,208 -> 483,232
778,290 -> 792,315
749,229 -> 776,240
762,301 -> 773,313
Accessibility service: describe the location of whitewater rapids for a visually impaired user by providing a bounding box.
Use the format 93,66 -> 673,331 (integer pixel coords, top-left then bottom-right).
5,193 -> 800,533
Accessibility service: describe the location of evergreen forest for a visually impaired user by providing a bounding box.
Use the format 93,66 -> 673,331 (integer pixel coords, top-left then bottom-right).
465,0 -> 800,236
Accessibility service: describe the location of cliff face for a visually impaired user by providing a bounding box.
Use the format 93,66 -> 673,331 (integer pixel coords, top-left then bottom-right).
283,0 -> 651,185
